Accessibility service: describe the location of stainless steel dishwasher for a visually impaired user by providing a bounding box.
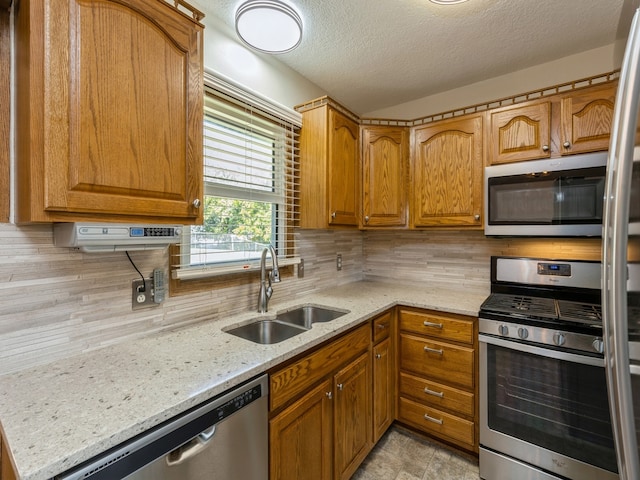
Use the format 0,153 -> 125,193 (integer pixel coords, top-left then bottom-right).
56,374 -> 268,480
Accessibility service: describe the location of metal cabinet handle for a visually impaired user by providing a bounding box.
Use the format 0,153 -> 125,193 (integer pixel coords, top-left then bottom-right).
563,141 -> 571,149
423,321 -> 443,329
377,323 -> 388,329
192,199 -> 201,208
364,216 -> 370,223
376,353 -> 382,359
542,145 -> 550,152
337,383 -> 343,391
424,346 -> 444,355
424,414 -> 443,425
424,387 -> 444,398
474,214 -> 480,221
326,391 -> 333,399
331,211 -> 337,219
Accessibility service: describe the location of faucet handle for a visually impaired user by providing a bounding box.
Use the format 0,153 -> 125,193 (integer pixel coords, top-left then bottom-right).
271,268 -> 281,283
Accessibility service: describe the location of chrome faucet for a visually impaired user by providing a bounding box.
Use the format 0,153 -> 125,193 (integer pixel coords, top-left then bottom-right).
257,245 -> 280,313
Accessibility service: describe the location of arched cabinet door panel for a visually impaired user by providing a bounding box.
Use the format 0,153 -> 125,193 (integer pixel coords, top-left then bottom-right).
16,0 -> 204,223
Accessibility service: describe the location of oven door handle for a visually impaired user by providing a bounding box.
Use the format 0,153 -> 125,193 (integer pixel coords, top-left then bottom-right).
479,334 -> 605,367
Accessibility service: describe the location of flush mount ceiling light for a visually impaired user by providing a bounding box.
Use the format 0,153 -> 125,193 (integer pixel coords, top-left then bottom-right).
429,0 -> 469,4
235,0 -> 303,54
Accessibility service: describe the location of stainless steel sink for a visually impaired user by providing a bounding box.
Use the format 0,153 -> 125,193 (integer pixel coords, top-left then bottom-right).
274,305 -> 348,329
225,305 -> 349,344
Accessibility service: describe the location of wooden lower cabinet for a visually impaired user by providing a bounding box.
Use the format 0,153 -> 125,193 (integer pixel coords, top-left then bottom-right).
372,338 -> 394,443
1,434 -> 16,480
270,380 -> 333,480
269,323 -> 373,480
397,307 -> 478,453
334,352 -> 372,480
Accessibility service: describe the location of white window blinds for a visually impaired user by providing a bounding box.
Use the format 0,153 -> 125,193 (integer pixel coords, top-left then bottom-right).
172,75 -> 301,279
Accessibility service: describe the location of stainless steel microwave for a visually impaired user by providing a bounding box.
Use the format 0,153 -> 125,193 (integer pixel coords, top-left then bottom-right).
484,153 -> 609,236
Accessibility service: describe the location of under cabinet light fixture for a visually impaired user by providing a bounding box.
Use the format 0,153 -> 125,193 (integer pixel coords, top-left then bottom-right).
235,0 -> 303,54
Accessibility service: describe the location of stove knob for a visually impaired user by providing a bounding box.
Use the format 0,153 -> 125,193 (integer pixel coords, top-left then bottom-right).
518,327 -> 529,340
553,333 -> 566,346
498,325 -> 509,336
592,338 -> 605,354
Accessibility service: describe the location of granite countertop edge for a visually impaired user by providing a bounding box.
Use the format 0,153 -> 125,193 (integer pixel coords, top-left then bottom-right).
0,279 -> 487,480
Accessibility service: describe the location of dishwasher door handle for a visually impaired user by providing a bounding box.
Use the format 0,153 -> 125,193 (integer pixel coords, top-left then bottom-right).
165,425 -> 217,467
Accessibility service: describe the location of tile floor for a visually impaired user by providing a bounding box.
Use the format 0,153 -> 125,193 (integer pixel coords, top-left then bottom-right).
352,424 -> 480,480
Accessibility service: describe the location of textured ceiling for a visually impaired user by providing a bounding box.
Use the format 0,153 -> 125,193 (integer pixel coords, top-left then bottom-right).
199,0 -> 625,115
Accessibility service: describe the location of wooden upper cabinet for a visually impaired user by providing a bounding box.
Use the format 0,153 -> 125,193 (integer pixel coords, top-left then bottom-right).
411,114 -> 483,228
297,101 -> 360,228
560,83 -> 616,155
329,110 -> 360,226
489,101 -> 551,164
361,126 -> 409,228
15,0 -> 204,223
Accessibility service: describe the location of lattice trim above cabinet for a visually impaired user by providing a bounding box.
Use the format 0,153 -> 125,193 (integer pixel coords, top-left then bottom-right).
359,70 -> 620,127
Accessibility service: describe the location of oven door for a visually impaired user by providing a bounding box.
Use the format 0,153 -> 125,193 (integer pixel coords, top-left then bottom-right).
479,333 -> 618,480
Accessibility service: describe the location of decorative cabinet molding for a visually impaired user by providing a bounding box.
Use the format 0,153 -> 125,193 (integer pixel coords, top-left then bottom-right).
15,0 -> 204,223
411,114 -> 484,228
361,126 -> 409,228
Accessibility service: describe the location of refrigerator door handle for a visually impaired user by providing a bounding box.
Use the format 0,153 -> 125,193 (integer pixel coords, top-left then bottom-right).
603,8 -> 640,480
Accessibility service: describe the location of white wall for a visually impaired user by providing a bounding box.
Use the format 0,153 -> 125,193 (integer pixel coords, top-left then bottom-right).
190,1 -> 325,109
364,44 -> 618,119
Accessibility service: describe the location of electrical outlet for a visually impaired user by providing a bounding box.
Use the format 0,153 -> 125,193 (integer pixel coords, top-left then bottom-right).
336,254 -> 342,271
132,278 -> 159,310
298,258 -> 305,278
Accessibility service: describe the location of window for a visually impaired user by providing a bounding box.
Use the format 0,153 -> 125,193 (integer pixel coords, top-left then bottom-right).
172,75 -> 301,280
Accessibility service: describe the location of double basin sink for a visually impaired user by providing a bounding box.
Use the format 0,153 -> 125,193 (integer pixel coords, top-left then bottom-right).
225,305 -> 349,344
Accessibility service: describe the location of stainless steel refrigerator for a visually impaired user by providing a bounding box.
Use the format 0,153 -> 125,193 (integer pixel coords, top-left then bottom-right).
603,6 -> 640,480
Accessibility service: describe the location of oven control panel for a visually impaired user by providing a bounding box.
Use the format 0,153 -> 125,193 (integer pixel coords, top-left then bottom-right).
537,262 -> 571,276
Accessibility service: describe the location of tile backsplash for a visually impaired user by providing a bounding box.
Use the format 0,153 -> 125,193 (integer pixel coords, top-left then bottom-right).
0,224 -> 601,374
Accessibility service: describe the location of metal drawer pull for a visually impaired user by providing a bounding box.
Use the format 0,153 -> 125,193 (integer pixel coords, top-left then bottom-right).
423,321 -> 443,329
377,323 -> 388,329
423,346 -> 444,355
424,387 -> 444,398
424,414 -> 443,425
376,353 -> 382,359
337,383 -> 344,391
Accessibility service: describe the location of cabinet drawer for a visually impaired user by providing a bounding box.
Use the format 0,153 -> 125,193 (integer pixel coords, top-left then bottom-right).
400,334 -> 474,389
372,310 -> 392,344
399,372 -> 474,418
398,396 -> 475,448
399,309 -> 474,344
270,323 -> 370,411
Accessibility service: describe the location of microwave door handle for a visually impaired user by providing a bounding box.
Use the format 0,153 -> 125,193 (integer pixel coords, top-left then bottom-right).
603,7 -> 640,480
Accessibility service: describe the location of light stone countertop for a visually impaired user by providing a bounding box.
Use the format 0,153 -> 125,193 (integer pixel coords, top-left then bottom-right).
0,280 -> 487,480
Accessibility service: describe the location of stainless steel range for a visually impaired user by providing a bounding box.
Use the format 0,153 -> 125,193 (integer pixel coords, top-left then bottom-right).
479,256 -> 618,480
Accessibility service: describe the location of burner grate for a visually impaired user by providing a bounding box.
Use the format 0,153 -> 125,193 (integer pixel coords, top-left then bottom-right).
557,300 -> 602,326
482,294 -> 558,319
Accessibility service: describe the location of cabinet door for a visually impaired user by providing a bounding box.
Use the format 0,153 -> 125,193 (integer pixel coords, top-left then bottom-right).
334,352 -> 372,480
361,126 -> 408,227
270,380 -> 333,480
411,115 -> 483,227
16,0 -> 203,223
489,102 -> 551,164
328,109 -> 360,226
560,84 -> 616,155
373,337 -> 394,443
